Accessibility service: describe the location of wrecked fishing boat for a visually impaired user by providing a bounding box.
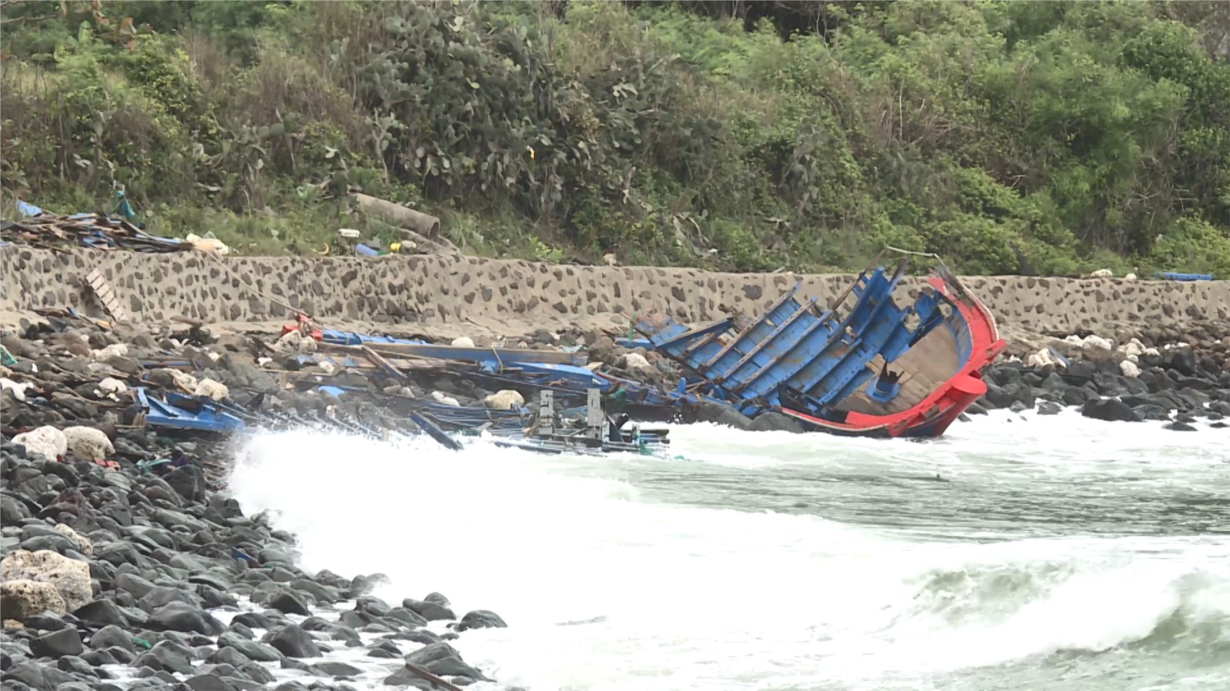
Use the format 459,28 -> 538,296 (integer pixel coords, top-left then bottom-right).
636,258 -> 1004,438
104,256 -> 996,453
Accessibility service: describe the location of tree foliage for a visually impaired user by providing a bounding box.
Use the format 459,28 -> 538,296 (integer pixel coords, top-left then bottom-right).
2,0 -> 1228,276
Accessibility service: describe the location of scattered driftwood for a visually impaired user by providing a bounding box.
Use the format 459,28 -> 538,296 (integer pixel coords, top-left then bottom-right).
2,213 -> 188,253
402,664 -> 465,691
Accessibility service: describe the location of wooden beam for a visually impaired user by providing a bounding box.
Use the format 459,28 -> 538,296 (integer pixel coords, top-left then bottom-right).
320,342 -> 587,367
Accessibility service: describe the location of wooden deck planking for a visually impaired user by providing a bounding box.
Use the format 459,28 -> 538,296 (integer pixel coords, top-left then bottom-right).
837,326 -> 960,416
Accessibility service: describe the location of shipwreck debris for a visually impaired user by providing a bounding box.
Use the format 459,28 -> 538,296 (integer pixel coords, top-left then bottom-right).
1,213 -> 187,253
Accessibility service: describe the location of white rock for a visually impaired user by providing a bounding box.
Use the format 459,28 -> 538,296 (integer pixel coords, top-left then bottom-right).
170,369 -> 199,392
90,343 -> 128,361
485,390 -> 525,410
0,579 -> 66,620
257,357 -> 272,366
63,426 -> 114,459
430,391 -> 460,407
194,378 -> 229,401
54,524 -> 93,557
619,352 -> 654,374
1120,359 -> 1141,378
1111,338 -> 1153,359
1,377 -> 30,401
1025,348 -> 1061,369
1088,268 -> 1113,278
451,336 -> 476,348
1116,338 -> 1159,361
97,377 -> 127,395
1080,335 -> 1113,352
275,330 -> 317,354
1119,339 -> 1144,357
318,361 -> 337,375
1062,335 -> 1084,346
11,426 -> 67,461
1134,338 -> 1159,358
207,351 -> 221,362
603,252 -> 618,266
185,233 -> 230,255
1124,272 -> 1137,280
0,550 -> 92,612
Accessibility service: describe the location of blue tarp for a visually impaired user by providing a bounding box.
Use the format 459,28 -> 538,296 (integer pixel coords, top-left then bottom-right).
1154,272 -> 1213,282
296,354 -> 367,369
319,329 -> 426,347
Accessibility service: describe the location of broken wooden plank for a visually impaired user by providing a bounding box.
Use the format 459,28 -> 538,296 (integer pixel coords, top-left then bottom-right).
85,269 -> 128,322
361,345 -> 408,381
344,342 -> 588,367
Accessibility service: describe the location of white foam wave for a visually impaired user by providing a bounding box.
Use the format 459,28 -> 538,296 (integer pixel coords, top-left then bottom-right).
227,415 -> 1230,690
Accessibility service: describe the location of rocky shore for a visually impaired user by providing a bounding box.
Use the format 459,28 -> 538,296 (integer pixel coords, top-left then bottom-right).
970,322 -> 1230,430
3,305 -> 1228,691
1,316 -> 516,690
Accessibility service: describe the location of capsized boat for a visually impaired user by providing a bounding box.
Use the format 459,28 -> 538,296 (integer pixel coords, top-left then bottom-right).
635,258 -> 1005,438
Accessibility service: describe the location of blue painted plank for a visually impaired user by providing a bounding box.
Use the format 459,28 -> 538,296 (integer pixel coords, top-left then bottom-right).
699,285 -> 802,374
799,274 -> 906,404
744,271 -> 888,400
714,298 -> 820,391
653,318 -> 731,353
736,306 -> 841,395
136,388 -> 246,433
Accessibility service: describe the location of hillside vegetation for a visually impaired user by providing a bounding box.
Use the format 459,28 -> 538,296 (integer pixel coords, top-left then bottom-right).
2,0 -> 1229,277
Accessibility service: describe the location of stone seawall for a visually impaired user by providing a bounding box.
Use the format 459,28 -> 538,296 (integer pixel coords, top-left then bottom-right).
3,247 -> 1227,338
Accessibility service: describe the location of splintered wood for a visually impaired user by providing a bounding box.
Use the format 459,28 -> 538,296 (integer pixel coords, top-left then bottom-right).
85,269 -> 129,322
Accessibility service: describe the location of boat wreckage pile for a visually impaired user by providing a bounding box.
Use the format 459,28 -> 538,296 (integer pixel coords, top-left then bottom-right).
0,213 -> 196,255
4,260 -> 1227,459
2,325 -> 531,689
2,259 -> 1226,457
1,259 -> 1021,463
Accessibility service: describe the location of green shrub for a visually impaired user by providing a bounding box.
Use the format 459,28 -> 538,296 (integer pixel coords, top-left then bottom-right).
1147,217 -> 1230,279
2,0 -> 1228,273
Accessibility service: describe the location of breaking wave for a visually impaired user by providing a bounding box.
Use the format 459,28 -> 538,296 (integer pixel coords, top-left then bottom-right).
890,558 -> 1230,666
228,417 -> 1230,690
